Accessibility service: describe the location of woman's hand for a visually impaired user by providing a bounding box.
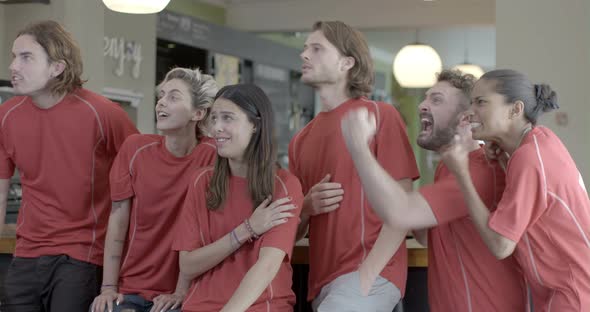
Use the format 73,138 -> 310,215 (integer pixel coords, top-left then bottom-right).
248,196 -> 296,236
484,141 -> 509,171
149,292 -> 185,312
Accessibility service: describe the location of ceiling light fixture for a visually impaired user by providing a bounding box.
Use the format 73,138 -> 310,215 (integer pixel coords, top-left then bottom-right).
393,30 -> 442,88
102,0 -> 170,14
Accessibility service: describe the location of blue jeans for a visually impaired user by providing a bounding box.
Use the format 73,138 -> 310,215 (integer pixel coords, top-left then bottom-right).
111,294 -> 181,312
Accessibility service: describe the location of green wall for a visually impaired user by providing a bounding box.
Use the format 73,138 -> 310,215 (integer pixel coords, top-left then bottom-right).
391,76 -> 434,187
167,0 -> 226,25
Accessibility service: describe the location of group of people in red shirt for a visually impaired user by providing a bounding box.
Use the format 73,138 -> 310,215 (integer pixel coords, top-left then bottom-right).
1,18 -> 588,312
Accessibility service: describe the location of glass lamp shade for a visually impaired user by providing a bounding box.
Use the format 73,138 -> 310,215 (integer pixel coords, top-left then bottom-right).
393,44 -> 442,88
102,0 -> 170,14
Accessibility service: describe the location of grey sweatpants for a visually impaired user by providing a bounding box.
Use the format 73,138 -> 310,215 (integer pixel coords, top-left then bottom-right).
312,271 -> 401,312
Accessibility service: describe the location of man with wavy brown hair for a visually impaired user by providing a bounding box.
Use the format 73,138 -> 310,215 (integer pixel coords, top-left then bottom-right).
0,20 -> 137,311
289,20 -> 419,311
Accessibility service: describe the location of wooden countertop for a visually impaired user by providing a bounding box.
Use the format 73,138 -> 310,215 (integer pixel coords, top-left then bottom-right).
0,225 -> 428,267
0,224 -> 16,255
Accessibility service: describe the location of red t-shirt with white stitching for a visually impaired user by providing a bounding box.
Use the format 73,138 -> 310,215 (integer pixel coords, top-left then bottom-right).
173,167 -> 303,311
110,134 -> 216,300
0,88 -> 138,265
288,97 -> 419,300
489,127 -> 590,310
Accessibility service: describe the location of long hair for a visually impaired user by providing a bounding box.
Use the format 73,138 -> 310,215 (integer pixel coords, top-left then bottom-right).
313,21 -> 374,98
157,67 -> 218,137
207,84 -> 277,210
17,20 -> 85,95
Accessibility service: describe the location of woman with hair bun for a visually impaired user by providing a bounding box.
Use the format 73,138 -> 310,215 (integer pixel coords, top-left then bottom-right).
441,69 -> 590,311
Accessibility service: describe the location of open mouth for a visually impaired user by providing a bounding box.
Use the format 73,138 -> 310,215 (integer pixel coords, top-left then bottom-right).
470,122 -> 482,130
215,137 -> 230,146
11,76 -> 22,85
419,114 -> 433,135
156,111 -> 169,120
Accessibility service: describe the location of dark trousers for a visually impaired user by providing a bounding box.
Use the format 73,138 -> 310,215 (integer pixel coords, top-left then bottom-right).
1,255 -> 100,312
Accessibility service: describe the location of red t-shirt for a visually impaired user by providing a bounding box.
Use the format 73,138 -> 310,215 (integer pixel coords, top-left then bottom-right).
109,134 -> 216,300
489,126 -> 590,310
420,148 -> 527,312
0,88 -> 138,265
173,167 -> 303,312
288,97 -> 419,300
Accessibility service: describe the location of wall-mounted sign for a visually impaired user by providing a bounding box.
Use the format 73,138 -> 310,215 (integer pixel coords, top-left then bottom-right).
103,36 -> 143,79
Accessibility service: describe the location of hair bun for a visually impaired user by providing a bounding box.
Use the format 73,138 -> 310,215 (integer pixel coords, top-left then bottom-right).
534,84 -> 559,112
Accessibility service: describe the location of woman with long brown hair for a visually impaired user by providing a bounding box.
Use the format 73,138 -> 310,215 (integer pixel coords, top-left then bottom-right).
174,84 -> 303,311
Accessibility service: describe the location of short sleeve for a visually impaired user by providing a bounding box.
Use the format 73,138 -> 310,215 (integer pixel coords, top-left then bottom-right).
373,104 -> 419,181
288,134 -> 308,194
259,173 -> 304,259
109,135 -> 137,201
172,169 -> 211,251
0,127 -> 15,179
489,151 -> 546,242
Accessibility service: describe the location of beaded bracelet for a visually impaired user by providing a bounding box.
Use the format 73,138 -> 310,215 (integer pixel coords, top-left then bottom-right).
230,229 -> 241,248
244,218 -> 260,240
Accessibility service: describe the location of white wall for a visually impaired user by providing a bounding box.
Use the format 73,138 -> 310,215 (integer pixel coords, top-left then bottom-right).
0,0 -> 104,90
103,10 -> 157,133
0,1 -> 67,81
496,0 -> 590,181
0,1 -> 157,133
62,0 -> 105,91
0,5 -> 5,78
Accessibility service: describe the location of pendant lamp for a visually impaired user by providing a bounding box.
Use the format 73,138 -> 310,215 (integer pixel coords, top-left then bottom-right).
102,0 -> 170,14
393,30 -> 442,88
